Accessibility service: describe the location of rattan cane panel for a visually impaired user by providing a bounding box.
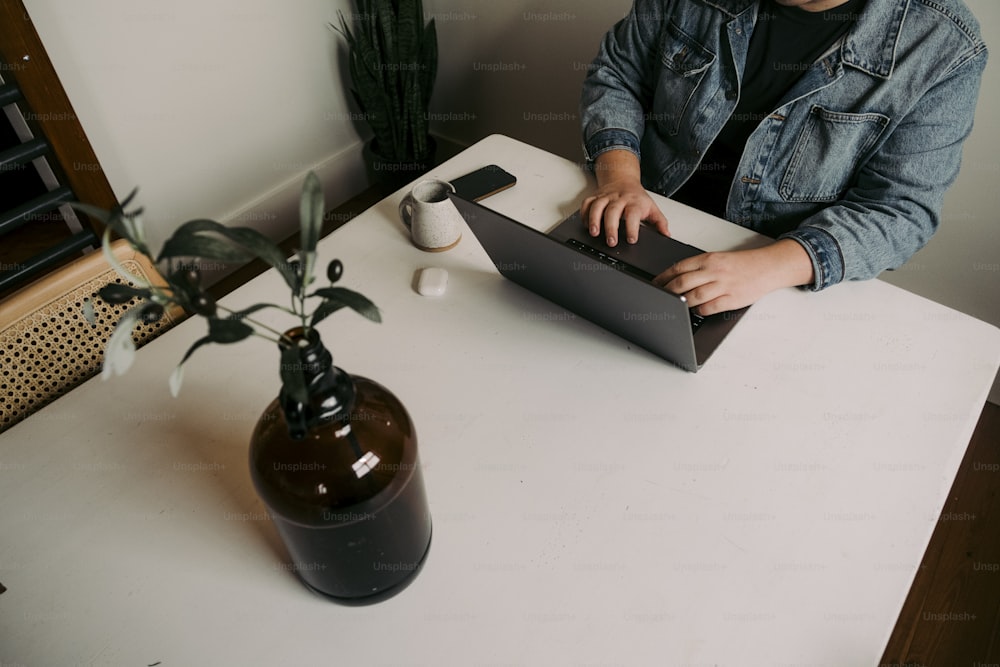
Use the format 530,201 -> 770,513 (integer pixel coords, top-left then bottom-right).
0,259 -> 178,433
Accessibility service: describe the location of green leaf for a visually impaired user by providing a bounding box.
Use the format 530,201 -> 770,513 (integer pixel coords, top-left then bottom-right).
163,319 -> 250,399
299,172 -> 324,291
347,35 -> 397,153
158,219 -> 298,291
309,286 -> 381,326
101,305 -> 143,379
117,186 -> 141,211
396,0 -> 418,67
168,364 -> 185,397
225,302 -> 292,321
72,191 -> 153,257
174,318 -> 255,369
207,318 -> 255,344
82,297 -> 97,325
100,227 -> 151,288
98,283 -> 151,305
421,18 -> 438,102
280,343 -> 309,406
299,173 -> 323,253
403,73 -> 423,157
69,202 -> 111,226
309,300 -> 348,328
158,234 -> 255,264
120,212 -> 150,255
176,335 -> 215,368
374,0 -> 397,66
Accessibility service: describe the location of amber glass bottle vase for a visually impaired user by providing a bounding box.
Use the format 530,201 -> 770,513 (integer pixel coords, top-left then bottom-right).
249,327 -> 432,604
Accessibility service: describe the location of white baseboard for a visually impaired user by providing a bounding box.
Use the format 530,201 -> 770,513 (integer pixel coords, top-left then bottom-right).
196,140 -> 370,288
218,132 -> 469,245
219,139 -> 371,243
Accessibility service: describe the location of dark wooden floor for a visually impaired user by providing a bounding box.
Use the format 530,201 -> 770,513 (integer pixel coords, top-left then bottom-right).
880,400 -> 1000,666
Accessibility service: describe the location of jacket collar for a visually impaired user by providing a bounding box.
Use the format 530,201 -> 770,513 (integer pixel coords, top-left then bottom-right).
839,0 -> 908,78
696,0 -> 908,79
696,0 -> 756,17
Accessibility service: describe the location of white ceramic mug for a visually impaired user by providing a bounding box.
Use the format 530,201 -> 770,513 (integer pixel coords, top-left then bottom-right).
398,179 -> 462,252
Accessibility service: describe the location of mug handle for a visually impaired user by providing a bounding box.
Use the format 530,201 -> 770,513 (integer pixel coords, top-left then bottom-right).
398,194 -> 416,228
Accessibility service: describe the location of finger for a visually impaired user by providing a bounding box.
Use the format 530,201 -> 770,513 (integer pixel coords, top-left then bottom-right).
622,207 -> 643,244
603,201 -> 627,247
648,206 -> 671,237
585,198 -> 608,237
684,279 -> 739,317
653,255 -> 699,287
664,269 -> 713,298
652,268 -> 674,288
689,291 -> 733,317
679,282 -> 712,308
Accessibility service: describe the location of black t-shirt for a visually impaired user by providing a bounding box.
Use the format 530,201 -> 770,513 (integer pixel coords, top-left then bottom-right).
671,0 -> 867,218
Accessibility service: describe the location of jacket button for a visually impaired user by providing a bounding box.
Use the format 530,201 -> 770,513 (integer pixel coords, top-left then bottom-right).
725,89 -> 737,100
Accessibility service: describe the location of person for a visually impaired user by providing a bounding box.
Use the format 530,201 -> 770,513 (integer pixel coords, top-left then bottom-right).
579,0 -> 988,316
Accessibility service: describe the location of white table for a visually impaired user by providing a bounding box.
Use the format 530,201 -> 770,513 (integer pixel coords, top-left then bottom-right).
2,134 -> 998,666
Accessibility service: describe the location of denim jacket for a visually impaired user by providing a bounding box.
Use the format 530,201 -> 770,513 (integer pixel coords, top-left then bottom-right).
580,0 -> 987,289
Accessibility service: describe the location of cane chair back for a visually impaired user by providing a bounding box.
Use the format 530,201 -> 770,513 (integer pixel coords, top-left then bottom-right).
0,239 -> 183,433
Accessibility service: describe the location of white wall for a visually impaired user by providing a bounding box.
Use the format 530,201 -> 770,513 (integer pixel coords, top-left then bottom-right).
425,0 -> 630,160
879,0 -> 1000,403
23,0 -> 625,263
23,0 -> 369,251
24,0 -> 1000,402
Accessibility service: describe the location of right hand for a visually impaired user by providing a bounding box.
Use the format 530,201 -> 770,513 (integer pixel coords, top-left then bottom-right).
580,150 -> 670,247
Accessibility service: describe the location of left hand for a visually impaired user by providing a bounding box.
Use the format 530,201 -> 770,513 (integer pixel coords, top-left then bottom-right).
653,239 -> 815,316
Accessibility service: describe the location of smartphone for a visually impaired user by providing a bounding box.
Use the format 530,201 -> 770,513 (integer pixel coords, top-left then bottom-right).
449,164 -> 517,201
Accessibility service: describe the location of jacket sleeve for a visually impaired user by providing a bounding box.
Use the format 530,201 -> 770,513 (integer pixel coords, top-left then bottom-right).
780,46 -> 988,290
579,0 -> 666,163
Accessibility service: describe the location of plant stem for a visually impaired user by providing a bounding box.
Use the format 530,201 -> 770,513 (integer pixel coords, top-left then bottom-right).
249,330 -> 283,345
300,290 -> 308,333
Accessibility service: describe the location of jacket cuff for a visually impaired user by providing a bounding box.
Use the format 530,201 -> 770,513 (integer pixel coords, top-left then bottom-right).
584,128 -> 641,164
778,227 -> 845,291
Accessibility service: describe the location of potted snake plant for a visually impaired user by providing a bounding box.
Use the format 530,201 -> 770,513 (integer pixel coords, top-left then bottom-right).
332,0 -> 438,188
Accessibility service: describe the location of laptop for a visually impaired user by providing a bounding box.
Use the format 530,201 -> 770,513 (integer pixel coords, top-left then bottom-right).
448,192 -> 749,371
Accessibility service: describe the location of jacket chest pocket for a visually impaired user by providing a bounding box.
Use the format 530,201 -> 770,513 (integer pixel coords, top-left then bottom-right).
780,105 -> 890,202
654,21 -> 716,136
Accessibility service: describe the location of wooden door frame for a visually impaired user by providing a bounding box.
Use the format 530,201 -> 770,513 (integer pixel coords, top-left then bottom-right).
0,0 -> 117,232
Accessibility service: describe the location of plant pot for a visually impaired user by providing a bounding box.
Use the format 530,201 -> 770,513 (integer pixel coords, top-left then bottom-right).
249,328 -> 432,604
363,137 -> 437,192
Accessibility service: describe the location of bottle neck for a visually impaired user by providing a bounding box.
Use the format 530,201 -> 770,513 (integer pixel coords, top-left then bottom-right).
279,327 -> 356,439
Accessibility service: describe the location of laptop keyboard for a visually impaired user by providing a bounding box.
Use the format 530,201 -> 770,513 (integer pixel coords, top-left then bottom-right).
565,238 -> 705,333
564,238 -> 651,278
